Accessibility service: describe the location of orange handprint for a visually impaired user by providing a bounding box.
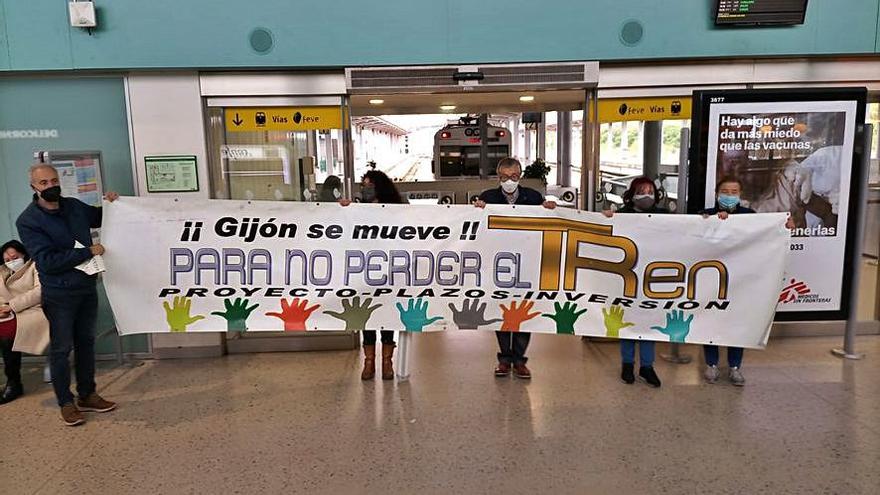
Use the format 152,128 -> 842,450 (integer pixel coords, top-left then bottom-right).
266,298 -> 320,331
499,300 -> 540,332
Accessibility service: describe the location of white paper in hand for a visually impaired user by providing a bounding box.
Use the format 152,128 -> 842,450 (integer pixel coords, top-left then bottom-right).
74,241 -> 106,275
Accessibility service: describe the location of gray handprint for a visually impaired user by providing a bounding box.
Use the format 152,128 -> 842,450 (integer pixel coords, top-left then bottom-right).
448,299 -> 503,330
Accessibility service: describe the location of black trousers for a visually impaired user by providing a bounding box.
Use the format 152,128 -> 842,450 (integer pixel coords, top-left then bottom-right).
0,338 -> 22,385
496,331 -> 531,365
43,289 -> 98,407
362,330 -> 395,346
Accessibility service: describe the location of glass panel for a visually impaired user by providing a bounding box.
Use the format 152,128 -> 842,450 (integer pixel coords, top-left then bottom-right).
205,106 -> 347,202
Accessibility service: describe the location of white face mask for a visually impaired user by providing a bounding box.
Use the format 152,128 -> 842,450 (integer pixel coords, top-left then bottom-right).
4,258 -> 25,272
501,179 -> 519,194
332,188 -> 341,199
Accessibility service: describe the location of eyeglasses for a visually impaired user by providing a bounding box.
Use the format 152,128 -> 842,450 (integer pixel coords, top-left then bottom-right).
499,174 -> 521,181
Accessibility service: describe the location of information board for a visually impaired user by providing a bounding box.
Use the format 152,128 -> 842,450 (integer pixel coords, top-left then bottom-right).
145,155 -> 200,193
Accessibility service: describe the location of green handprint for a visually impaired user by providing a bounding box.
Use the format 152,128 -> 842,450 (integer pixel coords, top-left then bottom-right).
163,296 -> 205,333
396,298 -> 443,332
602,305 -> 635,338
542,302 -> 587,335
211,298 -> 259,332
324,297 -> 382,331
651,310 -> 694,343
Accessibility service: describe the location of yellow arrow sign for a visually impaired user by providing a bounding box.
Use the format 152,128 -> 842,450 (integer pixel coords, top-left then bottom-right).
226,107 -> 344,132
598,97 -> 691,122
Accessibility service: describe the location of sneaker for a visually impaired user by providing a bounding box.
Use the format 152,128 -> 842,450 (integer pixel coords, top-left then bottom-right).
639,366 -> 662,388
494,362 -> 511,377
61,403 -> 85,427
76,393 -> 117,413
513,363 -> 531,379
729,367 -> 746,387
704,365 -> 720,384
43,364 -> 52,383
621,363 -> 635,384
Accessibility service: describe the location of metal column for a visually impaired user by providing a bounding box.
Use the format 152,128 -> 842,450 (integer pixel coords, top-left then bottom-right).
832,123 -> 873,360
536,114 -> 546,161
341,97 -> 355,198
661,127 -> 693,365
306,130 -> 318,159
479,113 -> 490,179
524,127 -> 533,163
557,111 -> 572,187
643,121 -> 662,180
580,89 -> 599,211
396,331 -> 411,380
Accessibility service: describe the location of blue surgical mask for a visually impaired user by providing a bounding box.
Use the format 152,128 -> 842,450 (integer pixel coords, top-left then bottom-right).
717,194 -> 740,210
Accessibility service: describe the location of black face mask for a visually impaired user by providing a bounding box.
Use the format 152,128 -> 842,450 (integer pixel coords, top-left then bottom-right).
38,186 -> 62,202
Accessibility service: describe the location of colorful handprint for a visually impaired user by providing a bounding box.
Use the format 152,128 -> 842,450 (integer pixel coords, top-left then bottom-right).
396,298 -> 443,332
542,302 -> 587,334
324,297 -> 382,331
163,296 -> 205,333
266,298 -> 320,331
651,310 -> 694,343
448,299 -> 502,330
500,300 -> 540,332
602,305 -> 635,338
211,298 -> 259,332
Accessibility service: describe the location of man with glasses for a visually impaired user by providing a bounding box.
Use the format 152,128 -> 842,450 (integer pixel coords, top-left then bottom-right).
474,158 -> 556,379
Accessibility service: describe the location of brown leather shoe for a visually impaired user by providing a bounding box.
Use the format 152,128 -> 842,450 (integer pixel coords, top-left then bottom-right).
495,362 -> 511,376
76,393 -> 117,413
361,345 -> 376,380
61,403 -> 85,426
381,344 -> 396,380
513,363 -> 531,379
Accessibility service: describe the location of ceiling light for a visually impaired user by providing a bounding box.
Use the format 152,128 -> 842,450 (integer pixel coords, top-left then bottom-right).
440,105 -> 457,111
519,95 -> 535,102
369,99 -> 384,105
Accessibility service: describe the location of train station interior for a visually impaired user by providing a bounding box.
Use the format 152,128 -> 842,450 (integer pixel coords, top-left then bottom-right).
0,1 -> 879,493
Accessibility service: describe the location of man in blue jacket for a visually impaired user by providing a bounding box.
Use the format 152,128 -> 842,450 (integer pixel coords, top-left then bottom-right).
474,158 -> 556,379
16,164 -> 119,426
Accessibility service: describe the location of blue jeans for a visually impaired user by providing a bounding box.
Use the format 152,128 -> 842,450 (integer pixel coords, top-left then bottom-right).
703,345 -> 743,368
42,289 -> 98,407
620,339 -> 655,366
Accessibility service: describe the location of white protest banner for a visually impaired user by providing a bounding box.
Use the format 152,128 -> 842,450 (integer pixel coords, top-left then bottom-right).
102,197 -> 790,349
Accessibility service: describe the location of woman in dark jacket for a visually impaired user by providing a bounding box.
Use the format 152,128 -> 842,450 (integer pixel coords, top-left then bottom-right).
339,170 -> 406,380
603,176 -> 666,387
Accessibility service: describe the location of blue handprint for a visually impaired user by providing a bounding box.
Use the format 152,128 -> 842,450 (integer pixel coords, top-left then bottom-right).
396,298 -> 443,332
651,310 -> 694,343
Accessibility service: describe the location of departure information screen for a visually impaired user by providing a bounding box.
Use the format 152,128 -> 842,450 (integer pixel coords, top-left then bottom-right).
715,0 -> 808,25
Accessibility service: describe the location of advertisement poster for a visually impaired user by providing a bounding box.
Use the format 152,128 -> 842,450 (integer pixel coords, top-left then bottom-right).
689,89 -> 867,321
53,155 -> 103,207
102,197 -> 790,349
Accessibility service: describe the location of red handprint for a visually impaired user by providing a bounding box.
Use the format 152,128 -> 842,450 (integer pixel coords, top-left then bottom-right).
266,298 -> 320,331
499,300 -> 540,332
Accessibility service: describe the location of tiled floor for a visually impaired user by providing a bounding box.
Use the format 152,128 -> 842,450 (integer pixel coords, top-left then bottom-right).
1,333 -> 879,494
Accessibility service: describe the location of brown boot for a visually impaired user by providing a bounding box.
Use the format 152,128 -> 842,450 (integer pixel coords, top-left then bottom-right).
361,345 -> 376,380
381,343 -> 396,380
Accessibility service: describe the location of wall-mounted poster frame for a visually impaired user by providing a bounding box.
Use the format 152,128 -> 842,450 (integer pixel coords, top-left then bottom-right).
44,150 -> 105,207
688,87 -> 868,322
